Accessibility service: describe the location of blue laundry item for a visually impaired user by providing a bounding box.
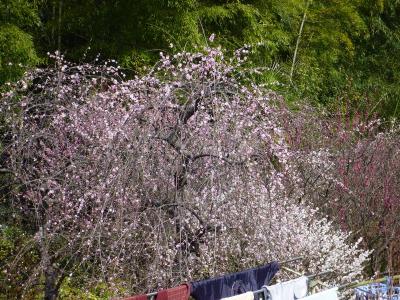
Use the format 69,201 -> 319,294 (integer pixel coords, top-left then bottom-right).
190,262 -> 280,300
355,283 -> 400,299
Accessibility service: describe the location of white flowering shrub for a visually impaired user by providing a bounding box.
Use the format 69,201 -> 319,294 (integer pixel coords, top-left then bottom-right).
0,48 -> 370,298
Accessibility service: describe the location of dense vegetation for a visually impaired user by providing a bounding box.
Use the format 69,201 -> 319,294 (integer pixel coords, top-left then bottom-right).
2,0 -> 400,118
1,1 -> 400,299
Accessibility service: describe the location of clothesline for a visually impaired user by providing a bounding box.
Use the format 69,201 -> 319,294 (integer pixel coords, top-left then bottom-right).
280,266 -> 333,280
144,257 -> 305,300
123,258 -> 395,300
126,256 -> 336,300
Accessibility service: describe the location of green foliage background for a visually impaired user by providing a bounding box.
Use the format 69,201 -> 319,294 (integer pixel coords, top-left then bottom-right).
2,0 -> 399,118
0,1 -> 41,84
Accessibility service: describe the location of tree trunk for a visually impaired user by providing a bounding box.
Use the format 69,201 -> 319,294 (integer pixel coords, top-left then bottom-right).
44,266 -> 59,300
39,226 -> 60,300
290,0 -> 310,83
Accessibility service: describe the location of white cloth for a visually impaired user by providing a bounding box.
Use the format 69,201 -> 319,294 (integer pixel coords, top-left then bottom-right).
265,276 -> 308,299
293,276 -> 308,298
300,287 -> 338,300
221,291 -> 254,300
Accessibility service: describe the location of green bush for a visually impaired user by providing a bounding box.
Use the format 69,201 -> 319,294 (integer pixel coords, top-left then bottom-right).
0,24 -> 39,84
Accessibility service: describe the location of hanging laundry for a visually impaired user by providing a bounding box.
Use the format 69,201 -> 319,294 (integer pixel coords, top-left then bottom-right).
220,291 -> 254,300
355,283 -> 400,300
264,276 -> 308,300
300,287 -> 338,300
156,283 -> 191,300
190,261 -> 280,300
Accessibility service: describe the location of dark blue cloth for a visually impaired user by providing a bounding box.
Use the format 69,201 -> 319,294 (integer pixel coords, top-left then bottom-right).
190,261 -> 280,300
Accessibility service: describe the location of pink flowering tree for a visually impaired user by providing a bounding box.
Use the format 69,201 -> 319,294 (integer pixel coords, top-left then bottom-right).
1,49 -> 370,299
282,107 -> 400,275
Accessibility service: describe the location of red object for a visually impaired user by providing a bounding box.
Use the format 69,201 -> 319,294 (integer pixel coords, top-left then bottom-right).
156,283 -> 191,300
122,295 -> 147,300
